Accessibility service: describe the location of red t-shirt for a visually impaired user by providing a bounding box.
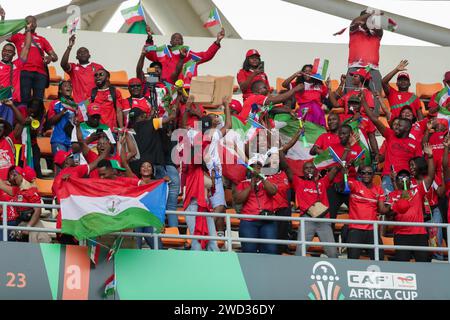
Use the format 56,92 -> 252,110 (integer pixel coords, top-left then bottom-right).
348,29 -> 381,68
12,186 -> 41,212
239,94 -> 267,120
348,179 -> 385,230
389,181 -> 428,235
122,97 -> 152,115
67,62 -> 103,103
339,114 -> 376,135
382,128 -> 422,176
387,88 -> 421,120
0,190 -> 16,221
292,175 -> 330,217
314,132 -> 339,151
9,32 -> 53,75
177,102 -> 205,128
236,179 -> 273,221
428,131 -> 446,185
267,171 -> 290,210
237,69 -> 270,101
338,89 -> 374,113
0,134 -> 15,180
290,82 -> 328,105
86,150 -> 122,178
91,87 -> 124,129
0,59 -> 24,102
328,142 -> 363,183
53,164 -> 90,229
409,119 -> 428,142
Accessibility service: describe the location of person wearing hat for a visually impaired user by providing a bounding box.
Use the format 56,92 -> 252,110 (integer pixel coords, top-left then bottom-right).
428,71 -> 450,114
75,102 -> 113,150
144,25 -> 225,86
345,10 -> 383,99
47,80 -> 77,155
60,34 -> 104,103
0,165 -> 50,243
381,60 -> 423,121
328,68 -> 375,115
122,77 -> 152,126
387,144 -> 435,262
234,156 -> 278,254
0,111 -> 24,180
237,49 -> 270,101
281,64 -> 329,127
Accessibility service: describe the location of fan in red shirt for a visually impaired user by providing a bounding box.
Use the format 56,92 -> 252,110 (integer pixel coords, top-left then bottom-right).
122,78 -> 152,126
237,49 -> 270,102
289,161 -> 340,258
7,15 -> 58,103
388,144 -> 435,262
361,91 -> 422,194
238,80 -> 303,121
0,114 -> 23,181
310,112 -> 340,156
381,60 -> 423,121
91,68 -> 124,129
422,118 -> 447,186
0,22 -> 31,104
343,165 -> 389,260
281,64 -> 329,127
428,71 -> 450,114
345,9 -> 383,99
329,68 -> 375,114
144,26 -> 225,85
60,35 -> 104,103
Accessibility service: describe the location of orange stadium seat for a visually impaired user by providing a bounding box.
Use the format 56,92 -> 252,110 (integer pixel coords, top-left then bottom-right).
109,70 -> 129,86
330,79 -> 339,92
44,100 -> 52,112
373,175 -> 382,187
117,87 -> 130,99
389,83 -> 398,91
382,236 -> 396,256
176,207 -> 186,225
35,178 -> 54,198
291,212 -> 300,230
44,85 -> 59,100
48,66 -> 62,82
161,227 -> 186,248
416,82 -> 443,100
37,137 -> 52,157
380,98 -> 390,116
226,208 -> 240,228
64,73 -> 70,81
276,77 -> 286,93
335,213 -> 349,231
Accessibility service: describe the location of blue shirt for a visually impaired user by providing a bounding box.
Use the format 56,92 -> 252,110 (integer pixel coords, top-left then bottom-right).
50,100 -> 74,146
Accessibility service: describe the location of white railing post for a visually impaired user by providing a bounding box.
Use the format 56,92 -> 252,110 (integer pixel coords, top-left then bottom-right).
226,215 -> 232,252
2,203 -> 7,242
300,219 -> 306,256
153,230 -> 159,250
373,221 -> 379,261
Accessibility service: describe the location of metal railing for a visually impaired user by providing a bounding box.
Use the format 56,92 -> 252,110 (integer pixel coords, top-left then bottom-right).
1,201 -> 449,263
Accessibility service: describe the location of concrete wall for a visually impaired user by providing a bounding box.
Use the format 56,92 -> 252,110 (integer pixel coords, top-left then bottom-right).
34,27 -> 450,88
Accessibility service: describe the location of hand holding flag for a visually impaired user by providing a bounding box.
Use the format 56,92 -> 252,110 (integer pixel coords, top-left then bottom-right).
204,7 -> 222,28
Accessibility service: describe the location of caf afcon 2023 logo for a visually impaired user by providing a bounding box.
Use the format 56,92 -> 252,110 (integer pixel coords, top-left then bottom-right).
308,261 -> 345,300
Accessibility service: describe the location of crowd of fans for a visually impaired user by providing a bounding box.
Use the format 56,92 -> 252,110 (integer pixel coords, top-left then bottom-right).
0,9 -> 448,263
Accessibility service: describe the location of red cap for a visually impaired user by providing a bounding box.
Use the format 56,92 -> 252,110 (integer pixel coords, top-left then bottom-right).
444,71 -> 450,82
246,49 -> 260,58
87,103 -> 102,116
436,118 -> 449,130
350,68 -> 372,80
128,77 -> 142,86
15,166 -> 37,183
397,72 -> 410,80
54,150 -> 72,167
229,99 -> 243,113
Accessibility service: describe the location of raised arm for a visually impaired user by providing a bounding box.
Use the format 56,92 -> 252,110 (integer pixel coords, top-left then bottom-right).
423,143 -> 435,190
19,24 -> 32,62
266,83 -> 303,105
136,45 -> 147,82
60,35 -> 75,73
3,100 -> 24,125
327,75 -> 346,108
361,91 -> 386,135
382,60 -> 408,97
220,97 -> 232,136
281,71 -> 301,90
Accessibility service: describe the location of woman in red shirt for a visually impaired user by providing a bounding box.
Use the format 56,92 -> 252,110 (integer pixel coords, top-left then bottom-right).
237,49 -> 270,102
235,156 -> 278,254
282,64 -> 328,127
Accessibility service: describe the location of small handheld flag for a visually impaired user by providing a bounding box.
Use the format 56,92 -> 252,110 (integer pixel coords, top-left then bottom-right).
104,274 -> 115,298
387,18 -> 398,32
203,8 -> 221,28
310,58 -> 329,82
121,3 -> 145,25
343,162 -> 350,194
62,17 -> 80,35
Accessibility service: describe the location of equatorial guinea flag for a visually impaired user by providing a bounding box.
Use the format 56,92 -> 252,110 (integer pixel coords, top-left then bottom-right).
59,177 -> 167,240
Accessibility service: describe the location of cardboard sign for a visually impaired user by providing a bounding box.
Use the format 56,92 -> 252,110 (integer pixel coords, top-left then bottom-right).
189,75 -> 234,105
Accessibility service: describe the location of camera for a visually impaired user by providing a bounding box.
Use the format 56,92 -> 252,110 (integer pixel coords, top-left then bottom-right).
145,67 -> 160,85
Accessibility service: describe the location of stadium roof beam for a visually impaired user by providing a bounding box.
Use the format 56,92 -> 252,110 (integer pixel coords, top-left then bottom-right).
35,0 -> 125,31
125,0 -> 241,38
282,0 -> 450,46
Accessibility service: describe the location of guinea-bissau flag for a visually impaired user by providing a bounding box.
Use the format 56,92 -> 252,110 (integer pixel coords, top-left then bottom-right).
59,177 -> 167,240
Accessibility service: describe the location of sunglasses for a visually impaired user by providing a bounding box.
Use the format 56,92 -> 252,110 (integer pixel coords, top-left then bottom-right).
129,84 -> 142,88
94,73 -> 105,77
360,171 -> 373,175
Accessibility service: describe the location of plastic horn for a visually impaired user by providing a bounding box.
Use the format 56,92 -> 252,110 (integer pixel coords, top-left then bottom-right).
14,144 -> 21,167
402,177 -> 408,191
298,119 -> 308,147
342,161 -> 351,194
175,79 -> 188,97
31,119 -> 40,129
237,159 -> 266,180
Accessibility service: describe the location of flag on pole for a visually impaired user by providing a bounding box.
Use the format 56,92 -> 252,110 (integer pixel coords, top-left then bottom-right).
387,18 -> 398,32
106,236 -> 124,262
203,8 -> 221,28
343,117 -> 371,165
313,147 -> 338,170
121,3 -> 145,25
0,19 -> 26,43
104,274 -> 115,298
62,17 -> 80,35
87,239 -> 100,265
310,58 -> 329,81
21,126 -> 34,169
182,60 -> 196,79
59,177 -> 168,240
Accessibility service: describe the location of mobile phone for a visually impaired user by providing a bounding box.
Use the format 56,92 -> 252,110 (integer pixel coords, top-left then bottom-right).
258,61 -> 265,72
